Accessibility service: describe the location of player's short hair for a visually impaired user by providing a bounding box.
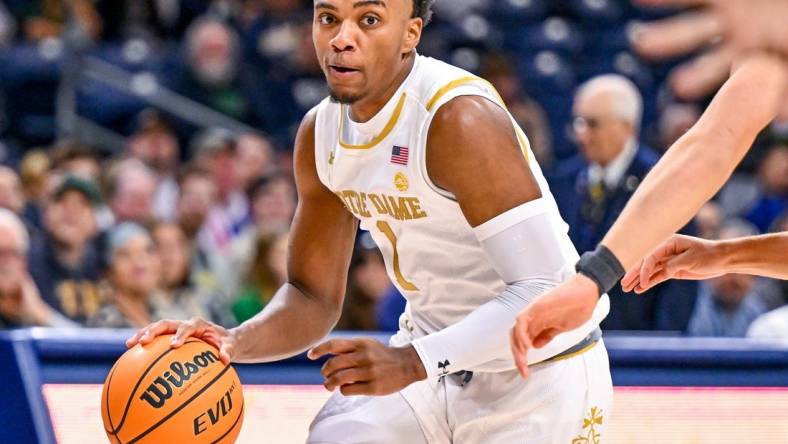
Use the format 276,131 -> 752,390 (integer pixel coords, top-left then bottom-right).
412,0 -> 435,24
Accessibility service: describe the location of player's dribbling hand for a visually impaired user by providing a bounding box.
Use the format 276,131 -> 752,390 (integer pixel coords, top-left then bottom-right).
621,234 -> 726,293
511,273 -> 599,379
631,0 -> 788,99
126,317 -> 239,365
308,338 -> 427,396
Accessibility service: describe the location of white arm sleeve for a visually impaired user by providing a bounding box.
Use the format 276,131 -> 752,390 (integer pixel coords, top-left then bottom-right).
409,198 -> 581,379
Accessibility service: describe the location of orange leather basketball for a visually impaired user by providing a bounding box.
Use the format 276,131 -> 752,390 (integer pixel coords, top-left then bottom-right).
101,335 -> 244,444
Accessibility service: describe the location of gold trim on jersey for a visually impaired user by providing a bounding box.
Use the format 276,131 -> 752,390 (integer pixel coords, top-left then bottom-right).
425,76 -> 531,161
338,93 -> 408,150
377,220 -> 419,291
425,76 -> 480,112
541,340 -> 599,364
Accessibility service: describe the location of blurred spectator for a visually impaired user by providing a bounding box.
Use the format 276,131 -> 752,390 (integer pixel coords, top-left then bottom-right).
174,164 -> 229,313
337,234 -> 405,332
18,149 -> 50,229
176,164 -> 218,243
192,128 -> 250,256
257,14 -> 328,145
88,223 -> 195,328
19,150 -> 50,201
744,144 -> 788,233
248,174 -> 295,235
5,0 -> 102,41
28,176 -> 102,324
230,229 -> 288,324
106,158 -> 157,226
247,0 -> 307,62
227,173 -> 296,294
658,102 -> 701,153
688,221 -> 774,337
0,165 -> 25,215
480,53 -> 553,170
695,201 -> 724,240
550,74 -> 698,331
126,109 -> 181,221
234,132 -> 276,192
151,221 -> 212,321
49,141 -> 102,183
0,208 -> 72,328
169,17 -> 265,126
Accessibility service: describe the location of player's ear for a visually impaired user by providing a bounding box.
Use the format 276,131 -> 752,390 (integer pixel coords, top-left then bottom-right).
402,17 -> 422,54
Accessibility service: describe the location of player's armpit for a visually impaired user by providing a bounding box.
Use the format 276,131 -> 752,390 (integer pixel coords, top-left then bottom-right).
425,95 -> 542,227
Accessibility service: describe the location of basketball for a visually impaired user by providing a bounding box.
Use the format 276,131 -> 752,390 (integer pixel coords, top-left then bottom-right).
101,335 -> 244,444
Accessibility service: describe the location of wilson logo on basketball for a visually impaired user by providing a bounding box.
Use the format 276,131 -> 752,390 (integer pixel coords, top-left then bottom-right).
140,350 -> 220,408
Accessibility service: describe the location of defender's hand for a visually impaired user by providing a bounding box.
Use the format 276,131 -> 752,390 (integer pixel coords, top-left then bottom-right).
622,234 -> 726,293
511,274 -> 599,378
126,317 -> 239,365
308,339 -> 427,396
632,0 -> 788,98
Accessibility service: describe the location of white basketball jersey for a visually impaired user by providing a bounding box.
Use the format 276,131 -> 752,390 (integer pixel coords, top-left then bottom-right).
313,54 -> 609,366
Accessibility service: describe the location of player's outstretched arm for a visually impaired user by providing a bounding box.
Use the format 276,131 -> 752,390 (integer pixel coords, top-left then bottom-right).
511,54 -> 787,377
602,54 -> 786,271
622,232 -> 788,293
127,109 -> 359,364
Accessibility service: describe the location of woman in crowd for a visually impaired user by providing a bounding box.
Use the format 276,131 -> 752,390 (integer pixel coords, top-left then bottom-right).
230,229 -> 288,324
88,223 -> 200,328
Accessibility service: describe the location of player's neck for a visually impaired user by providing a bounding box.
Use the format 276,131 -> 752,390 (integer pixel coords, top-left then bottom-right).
348,52 -> 415,123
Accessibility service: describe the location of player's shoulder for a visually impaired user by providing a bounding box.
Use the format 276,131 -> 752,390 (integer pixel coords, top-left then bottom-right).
408,54 -> 488,110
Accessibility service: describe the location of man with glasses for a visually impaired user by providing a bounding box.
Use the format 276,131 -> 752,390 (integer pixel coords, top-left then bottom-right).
0,208 -> 73,328
549,74 -> 697,331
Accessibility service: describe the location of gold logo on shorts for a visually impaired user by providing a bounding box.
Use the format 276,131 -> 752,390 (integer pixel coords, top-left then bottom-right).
394,172 -> 409,192
572,407 -> 603,444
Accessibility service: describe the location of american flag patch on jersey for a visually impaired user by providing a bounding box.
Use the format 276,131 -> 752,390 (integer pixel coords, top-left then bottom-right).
391,146 -> 409,166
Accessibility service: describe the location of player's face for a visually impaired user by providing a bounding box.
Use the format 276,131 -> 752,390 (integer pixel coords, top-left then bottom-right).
313,0 -> 421,104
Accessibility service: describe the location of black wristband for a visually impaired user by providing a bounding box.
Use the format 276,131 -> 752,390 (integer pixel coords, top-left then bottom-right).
575,245 -> 625,296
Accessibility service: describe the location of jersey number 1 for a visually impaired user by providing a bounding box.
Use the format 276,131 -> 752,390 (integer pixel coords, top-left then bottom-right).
376,221 -> 419,291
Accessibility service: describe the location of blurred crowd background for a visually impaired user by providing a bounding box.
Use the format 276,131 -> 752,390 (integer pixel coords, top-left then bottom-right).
0,0 -> 786,339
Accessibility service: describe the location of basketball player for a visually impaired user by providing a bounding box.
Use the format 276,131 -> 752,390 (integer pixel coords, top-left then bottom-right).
127,0 -> 612,442
510,0 -> 788,376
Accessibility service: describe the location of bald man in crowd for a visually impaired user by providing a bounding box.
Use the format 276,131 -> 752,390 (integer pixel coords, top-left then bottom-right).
549,74 -> 697,331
